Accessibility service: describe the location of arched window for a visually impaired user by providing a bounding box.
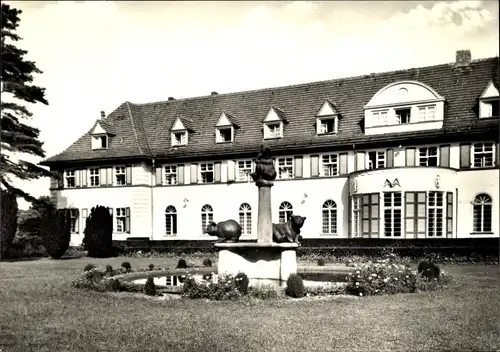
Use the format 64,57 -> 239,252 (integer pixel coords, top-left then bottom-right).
165,206 -> 177,236
201,204 -> 214,233
473,194 -> 492,233
279,201 -> 293,223
322,200 -> 337,235
239,203 -> 252,236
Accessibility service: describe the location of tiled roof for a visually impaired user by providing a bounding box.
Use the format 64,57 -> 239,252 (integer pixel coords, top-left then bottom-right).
42,57 -> 499,165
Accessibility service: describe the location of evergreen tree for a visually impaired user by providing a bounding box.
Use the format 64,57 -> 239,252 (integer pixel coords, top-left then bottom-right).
1,4 -> 52,202
0,188 -> 18,259
42,208 -> 71,259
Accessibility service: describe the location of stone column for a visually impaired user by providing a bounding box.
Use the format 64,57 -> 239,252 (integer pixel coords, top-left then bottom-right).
257,184 -> 273,244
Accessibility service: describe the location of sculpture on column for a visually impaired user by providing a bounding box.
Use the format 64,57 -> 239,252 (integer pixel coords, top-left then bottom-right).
251,145 -> 277,187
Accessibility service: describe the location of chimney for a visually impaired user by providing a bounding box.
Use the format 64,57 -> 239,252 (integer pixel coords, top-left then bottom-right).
168,97 -> 175,101
100,111 -> 105,119
211,91 -> 218,96
455,50 -> 471,67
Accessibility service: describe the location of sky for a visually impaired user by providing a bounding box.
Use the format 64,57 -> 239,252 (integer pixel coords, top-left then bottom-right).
3,0 -> 499,209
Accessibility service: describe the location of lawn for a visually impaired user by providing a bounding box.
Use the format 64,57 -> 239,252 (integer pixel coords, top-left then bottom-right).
0,257 -> 499,352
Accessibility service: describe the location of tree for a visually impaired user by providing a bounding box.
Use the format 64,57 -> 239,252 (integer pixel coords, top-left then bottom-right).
0,188 -> 18,259
42,208 -> 71,259
83,205 -> 114,258
18,195 -> 54,239
1,3 -> 52,202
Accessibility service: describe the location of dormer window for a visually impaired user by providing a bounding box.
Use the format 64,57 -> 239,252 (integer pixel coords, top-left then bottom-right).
215,112 -> 239,144
263,106 -> 287,140
316,100 -> 339,135
479,81 -> 499,119
395,108 -> 411,124
170,116 -> 194,147
91,134 -> 108,150
264,122 -> 282,139
216,127 -> 233,143
172,131 -> 188,146
90,120 -> 113,150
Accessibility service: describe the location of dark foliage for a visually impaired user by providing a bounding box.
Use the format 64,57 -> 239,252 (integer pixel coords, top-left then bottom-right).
42,208 -> 71,259
84,263 -> 96,272
82,205 -> 113,258
285,273 -> 305,298
234,272 -> 250,294
148,263 -> 155,271
417,260 -> 441,281
0,188 -> 18,259
121,262 -> 131,272
105,264 -> 114,275
317,258 -> 326,266
202,257 -> 213,267
144,276 -> 156,296
176,258 -> 188,269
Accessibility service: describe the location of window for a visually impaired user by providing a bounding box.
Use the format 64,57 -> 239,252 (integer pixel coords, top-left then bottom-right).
165,206 -> 177,236
278,201 -> 293,223
383,192 -> 402,237
418,105 -> 436,122
367,151 -> 386,169
237,160 -> 253,182
472,143 -> 494,168
239,203 -> 252,236
92,135 -> 108,150
405,192 -> 426,238
199,163 -> 214,183
321,200 -> 337,235
264,122 -> 282,139
201,204 -> 214,234
69,209 -> 79,233
352,196 -> 361,238
446,192 -> 453,237
362,194 -> 379,237
318,117 -> 337,134
473,194 -> 492,233
65,170 -> 76,188
372,110 -> 388,126
115,207 -> 130,233
115,166 -> 126,186
418,147 -> 438,166
216,127 -> 233,143
172,131 -> 187,146
321,154 -> 338,176
164,165 -> 178,185
481,100 -> 499,118
427,191 -> 444,237
395,108 -> 411,124
277,157 -> 293,179
89,168 -> 100,187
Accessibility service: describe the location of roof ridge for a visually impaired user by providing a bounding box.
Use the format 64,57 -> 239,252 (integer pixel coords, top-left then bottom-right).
132,56 -> 498,107
126,101 -> 145,155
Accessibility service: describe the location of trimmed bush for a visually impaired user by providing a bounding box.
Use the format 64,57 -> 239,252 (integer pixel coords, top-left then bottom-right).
182,274 -> 242,301
42,208 -> 72,259
234,272 -> 250,294
417,260 -> 440,281
285,273 -> 305,298
82,205 -> 113,258
84,263 -> 96,272
148,263 -> 155,271
317,258 -> 326,266
105,264 -> 114,275
121,262 -> 132,272
202,257 -> 212,267
247,286 -> 279,300
176,258 -> 188,269
0,188 -> 18,259
144,276 -> 156,296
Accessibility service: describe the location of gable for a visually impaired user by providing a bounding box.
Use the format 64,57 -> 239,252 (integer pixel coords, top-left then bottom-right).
365,81 -> 445,109
215,112 -> 232,127
90,121 -> 108,135
480,81 -> 499,99
316,100 -> 338,117
263,106 -> 286,123
171,117 -> 186,131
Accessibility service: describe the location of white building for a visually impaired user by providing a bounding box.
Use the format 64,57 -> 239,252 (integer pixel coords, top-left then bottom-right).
42,50 -> 500,247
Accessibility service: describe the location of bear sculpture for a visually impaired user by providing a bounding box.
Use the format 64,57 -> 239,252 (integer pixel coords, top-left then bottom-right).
272,215 -> 306,244
205,219 -> 242,243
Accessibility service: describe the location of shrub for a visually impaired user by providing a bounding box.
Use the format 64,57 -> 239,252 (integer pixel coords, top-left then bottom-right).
317,258 -> 326,266
176,258 -> 188,269
110,278 -> 121,292
84,263 -> 96,272
304,284 -> 347,297
417,260 -> 440,281
82,205 -> 113,258
202,257 -> 213,267
247,285 -> 279,300
0,188 -> 18,259
285,273 -> 305,298
144,276 -> 156,296
42,208 -> 72,259
234,272 -> 250,294
121,262 -> 132,272
182,274 -> 242,301
148,263 -> 155,271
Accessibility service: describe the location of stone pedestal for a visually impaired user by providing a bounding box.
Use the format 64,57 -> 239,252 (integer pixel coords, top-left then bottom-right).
257,185 -> 273,244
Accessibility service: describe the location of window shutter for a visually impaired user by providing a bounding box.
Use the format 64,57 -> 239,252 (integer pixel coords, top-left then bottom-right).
386,149 -> 394,168
496,143 -> 500,167
190,164 -> 198,184
178,164 -> 184,185
125,207 -> 131,234
459,143 -> 470,169
106,167 -> 112,186
82,209 -> 88,232
100,168 -> 107,186
155,166 -> 163,185
355,152 -> 365,171
75,170 -> 81,187
75,209 -> 80,232
439,145 -> 450,167
339,153 -> 348,175
294,156 -> 303,178
405,148 -> 416,166
57,171 -> 64,189
108,207 -> 113,216
227,160 -> 235,182
125,166 -> 132,185
80,169 -> 87,187
310,155 -> 319,177
214,162 -> 221,183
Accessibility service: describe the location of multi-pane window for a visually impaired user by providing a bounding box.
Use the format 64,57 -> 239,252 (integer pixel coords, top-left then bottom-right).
418,105 -> 436,121
472,143 -> 495,168
217,127 -> 233,143
278,202 -> 293,223
383,192 -> 402,237
265,123 -> 282,138
69,209 -> 79,233
372,110 -> 388,126
237,160 -> 253,182
405,192 -> 426,238
351,196 -> 361,238
115,166 -> 126,186
321,200 -> 337,235
65,170 -> 76,188
321,154 -> 338,176
277,157 -> 293,179
116,208 -> 127,233
172,132 -> 187,146
361,194 -> 379,238
367,151 -> 386,169
165,206 -> 177,236
418,147 -> 438,166
89,168 -> 100,187
164,165 -> 178,185
319,118 -> 336,134
427,191 -> 444,237
200,163 -> 214,183
396,108 -> 411,124
239,203 -> 252,236
473,193 -> 492,233
201,204 -> 214,234
446,193 -> 453,237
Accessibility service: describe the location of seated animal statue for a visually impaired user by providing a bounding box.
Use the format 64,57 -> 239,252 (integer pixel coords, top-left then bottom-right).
272,215 -> 306,244
205,219 -> 242,243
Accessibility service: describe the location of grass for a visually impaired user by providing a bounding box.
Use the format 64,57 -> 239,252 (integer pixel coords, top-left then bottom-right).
0,257 -> 499,352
